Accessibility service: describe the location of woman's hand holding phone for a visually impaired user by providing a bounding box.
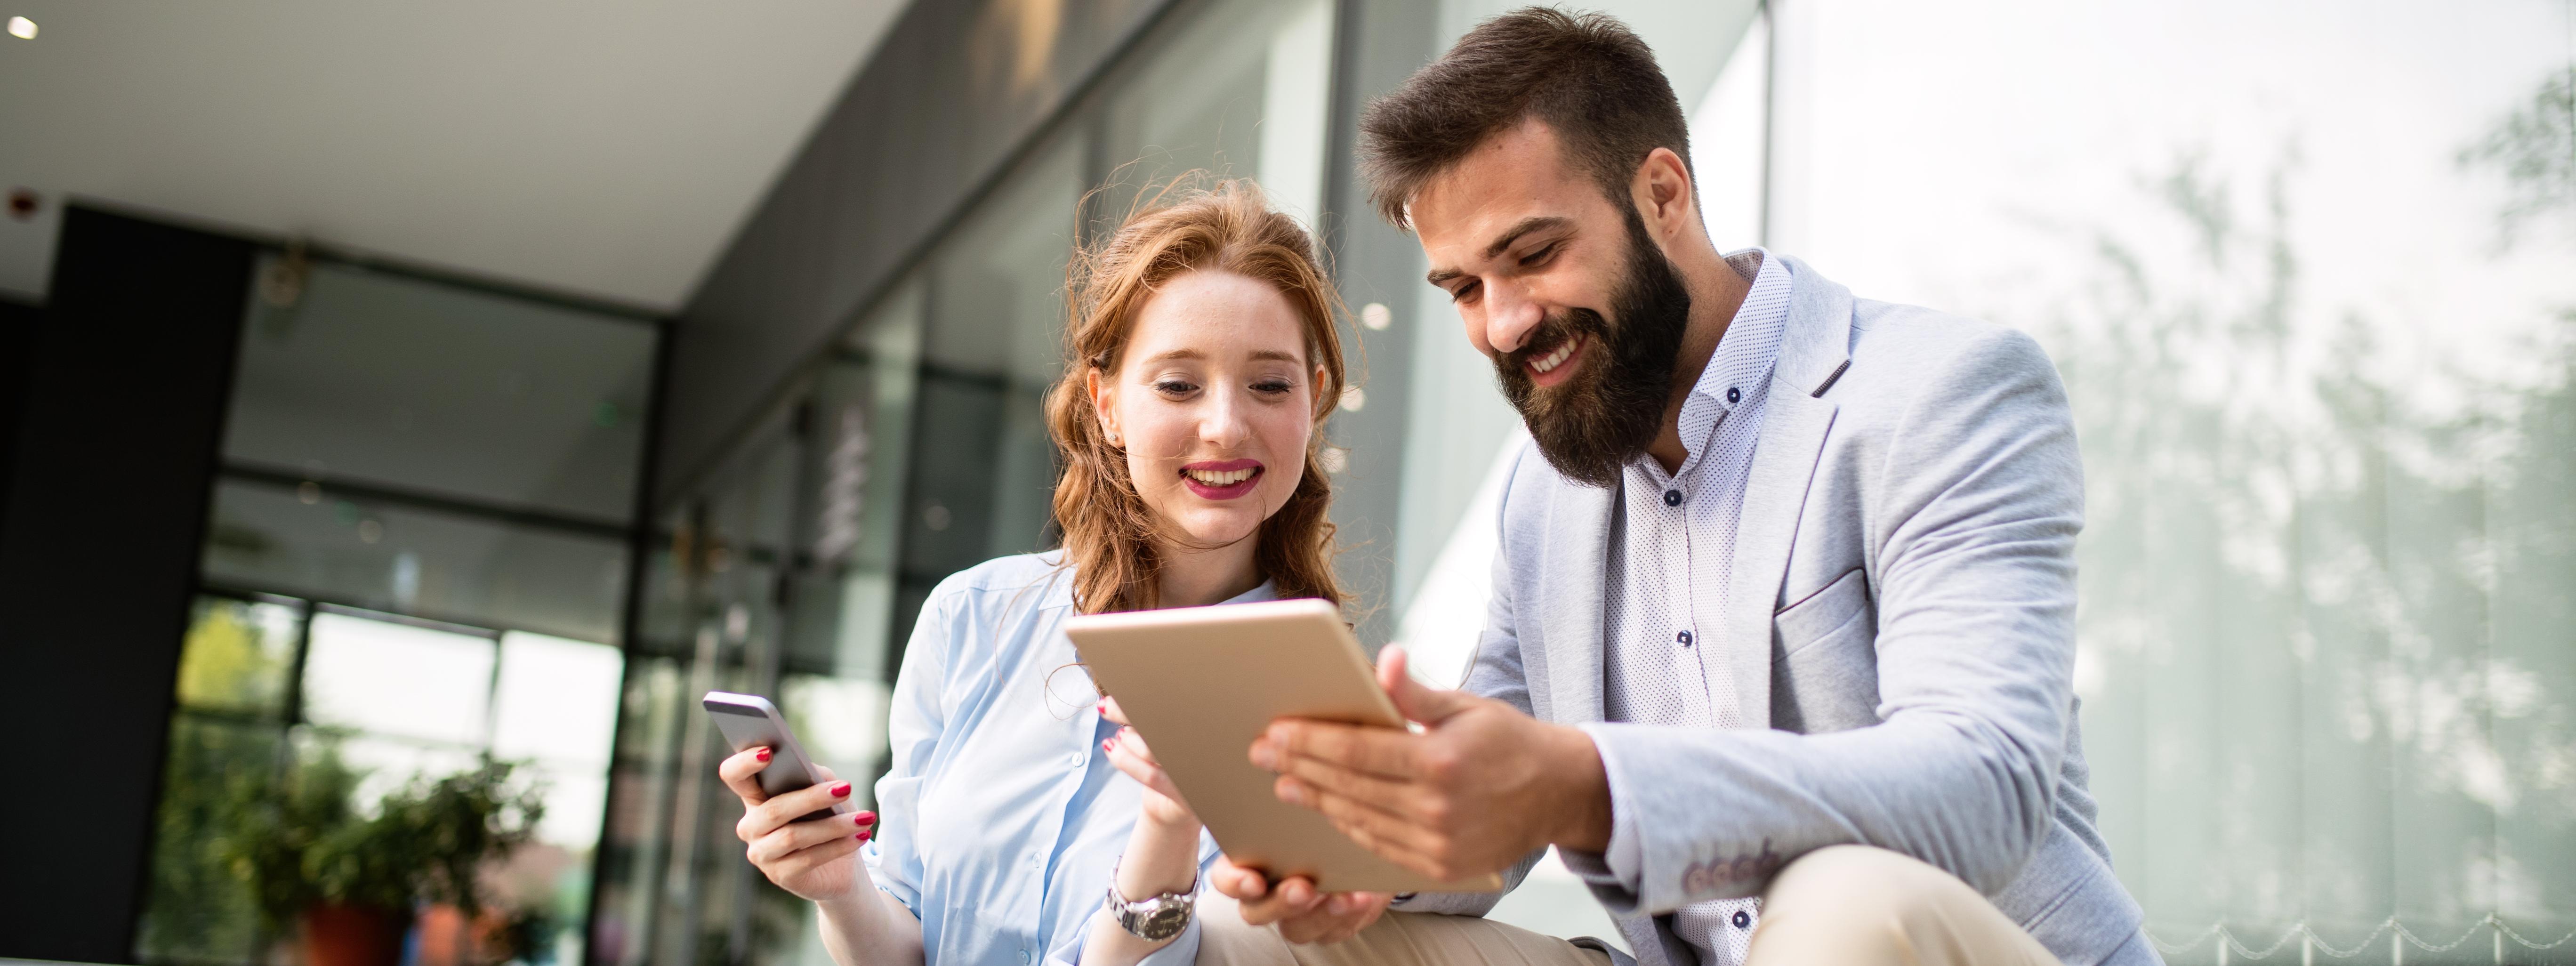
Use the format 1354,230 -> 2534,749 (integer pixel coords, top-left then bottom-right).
720,749 -> 879,902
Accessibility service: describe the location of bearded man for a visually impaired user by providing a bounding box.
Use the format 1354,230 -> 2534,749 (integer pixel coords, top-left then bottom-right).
1206,8 -> 2156,966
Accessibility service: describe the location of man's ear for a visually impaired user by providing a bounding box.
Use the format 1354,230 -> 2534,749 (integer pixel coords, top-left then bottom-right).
1087,367 -> 1119,442
1629,146 -> 1697,240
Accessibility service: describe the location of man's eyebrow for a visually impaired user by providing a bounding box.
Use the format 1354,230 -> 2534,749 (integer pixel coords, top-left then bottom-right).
1426,216 -> 1577,286
1483,216 -> 1573,258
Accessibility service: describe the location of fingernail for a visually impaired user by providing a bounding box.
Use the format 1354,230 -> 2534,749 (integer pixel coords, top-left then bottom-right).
1102,738 -> 1114,752
1277,781 -> 1305,806
829,781 -> 852,797
1249,742 -> 1276,770
855,811 -> 876,826
755,748 -> 772,763
856,831 -> 872,843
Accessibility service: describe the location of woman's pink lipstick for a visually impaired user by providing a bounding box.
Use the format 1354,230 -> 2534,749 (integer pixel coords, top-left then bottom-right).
1180,459 -> 1264,500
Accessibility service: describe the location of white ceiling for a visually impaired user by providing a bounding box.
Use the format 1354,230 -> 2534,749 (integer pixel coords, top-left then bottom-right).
0,0 -> 909,310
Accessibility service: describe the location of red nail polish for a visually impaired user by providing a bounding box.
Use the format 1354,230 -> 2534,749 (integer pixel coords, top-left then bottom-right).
1102,739 -> 1113,752
857,831 -> 873,843
830,781 -> 852,797
755,748 -> 772,763
855,812 -> 876,826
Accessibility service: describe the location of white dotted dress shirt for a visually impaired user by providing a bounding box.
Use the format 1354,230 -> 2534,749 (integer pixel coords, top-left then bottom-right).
1590,249 -> 1791,966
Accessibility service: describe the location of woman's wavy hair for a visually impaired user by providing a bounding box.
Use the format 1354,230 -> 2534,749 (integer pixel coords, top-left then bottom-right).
1045,177 -> 1351,615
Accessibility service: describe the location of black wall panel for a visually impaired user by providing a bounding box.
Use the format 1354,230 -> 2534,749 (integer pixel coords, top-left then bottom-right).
0,207 -> 253,962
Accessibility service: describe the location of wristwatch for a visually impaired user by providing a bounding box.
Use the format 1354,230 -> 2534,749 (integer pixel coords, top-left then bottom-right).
1104,865 -> 1198,941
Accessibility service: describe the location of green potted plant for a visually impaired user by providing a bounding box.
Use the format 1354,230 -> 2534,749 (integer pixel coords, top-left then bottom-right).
222,747 -> 547,966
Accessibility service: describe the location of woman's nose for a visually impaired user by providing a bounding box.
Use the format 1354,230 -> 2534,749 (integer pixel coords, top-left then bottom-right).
1199,391 -> 1253,447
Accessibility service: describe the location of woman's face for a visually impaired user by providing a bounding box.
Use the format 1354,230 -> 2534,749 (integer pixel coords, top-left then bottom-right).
1092,269 -> 1322,554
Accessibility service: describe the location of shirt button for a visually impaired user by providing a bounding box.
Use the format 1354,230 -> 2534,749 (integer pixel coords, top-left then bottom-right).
1662,489 -> 1682,507
1726,386 -> 1741,404
1732,910 -> 1752,929
1676,630 -> 1693,647
1020,951 -> 1032,965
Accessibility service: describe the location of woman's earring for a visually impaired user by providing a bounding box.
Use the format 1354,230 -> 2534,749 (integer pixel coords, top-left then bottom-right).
1103,429 -> 1121,446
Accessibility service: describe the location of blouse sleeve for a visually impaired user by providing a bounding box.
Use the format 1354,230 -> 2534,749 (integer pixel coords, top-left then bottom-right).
861,582 -> 962,914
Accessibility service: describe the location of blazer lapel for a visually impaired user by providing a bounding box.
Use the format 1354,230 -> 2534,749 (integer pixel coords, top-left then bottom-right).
1725,256 -> 1854,729
1539,476 -> 1615,724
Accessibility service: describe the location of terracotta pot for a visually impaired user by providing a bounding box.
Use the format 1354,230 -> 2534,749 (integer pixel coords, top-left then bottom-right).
301,902 -> 410,966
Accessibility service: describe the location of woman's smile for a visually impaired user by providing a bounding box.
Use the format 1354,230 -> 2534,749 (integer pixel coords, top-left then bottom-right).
1180,459 -> 1264,499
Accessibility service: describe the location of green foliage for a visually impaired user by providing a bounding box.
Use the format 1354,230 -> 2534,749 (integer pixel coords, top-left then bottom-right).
220,748 -> 549,937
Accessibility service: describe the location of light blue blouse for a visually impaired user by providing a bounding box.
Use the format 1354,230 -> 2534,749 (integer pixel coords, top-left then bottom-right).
864,552 -> 1269,966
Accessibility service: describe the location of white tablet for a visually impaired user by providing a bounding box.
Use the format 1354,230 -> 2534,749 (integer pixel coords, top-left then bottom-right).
1066,597 -> 1503,894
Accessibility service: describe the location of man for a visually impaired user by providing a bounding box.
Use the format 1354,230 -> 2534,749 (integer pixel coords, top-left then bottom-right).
1205,9 -> 2155,966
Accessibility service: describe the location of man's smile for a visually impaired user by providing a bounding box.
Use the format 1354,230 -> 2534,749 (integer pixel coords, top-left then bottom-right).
1523,332 -> 1586,388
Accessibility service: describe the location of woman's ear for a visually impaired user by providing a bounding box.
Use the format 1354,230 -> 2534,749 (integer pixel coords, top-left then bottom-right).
1087,367 -> 1120,446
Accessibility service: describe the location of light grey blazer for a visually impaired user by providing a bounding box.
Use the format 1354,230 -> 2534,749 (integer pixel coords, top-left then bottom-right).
1398,257 -> 2156,966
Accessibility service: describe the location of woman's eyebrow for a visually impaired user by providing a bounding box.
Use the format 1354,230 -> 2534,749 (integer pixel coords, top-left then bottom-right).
1141,348 -> 1303,364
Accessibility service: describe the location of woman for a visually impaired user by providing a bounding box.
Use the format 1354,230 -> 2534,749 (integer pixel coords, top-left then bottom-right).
717,179 -> 1350,966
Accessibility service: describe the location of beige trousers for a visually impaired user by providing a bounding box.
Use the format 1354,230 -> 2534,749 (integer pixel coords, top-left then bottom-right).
1197,846 -> 2059,966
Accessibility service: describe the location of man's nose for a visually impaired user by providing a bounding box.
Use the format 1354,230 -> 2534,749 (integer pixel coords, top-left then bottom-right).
1483,281 -> 1545,354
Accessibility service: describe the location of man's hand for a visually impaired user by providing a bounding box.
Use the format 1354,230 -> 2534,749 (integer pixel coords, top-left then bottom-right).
1249,646 -> 1613,881
1207,859 -> 1390,944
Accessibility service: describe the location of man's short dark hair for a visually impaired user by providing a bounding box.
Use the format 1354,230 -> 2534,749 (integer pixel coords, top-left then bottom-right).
1358,8 -> 1691,229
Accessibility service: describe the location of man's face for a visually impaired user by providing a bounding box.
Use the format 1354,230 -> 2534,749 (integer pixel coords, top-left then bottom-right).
1412,119 -> 1692,487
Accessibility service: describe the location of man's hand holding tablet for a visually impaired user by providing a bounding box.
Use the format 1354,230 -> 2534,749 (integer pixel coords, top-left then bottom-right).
1230,646 -> 1614,937
1064,597 -> 1506,949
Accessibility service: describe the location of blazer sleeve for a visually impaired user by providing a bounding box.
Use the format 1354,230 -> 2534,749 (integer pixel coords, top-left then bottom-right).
1391,442 -> 1546,917
1566,327 -> 2083,916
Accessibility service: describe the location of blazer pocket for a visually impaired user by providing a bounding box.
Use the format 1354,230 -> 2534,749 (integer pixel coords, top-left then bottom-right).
1774,567 -> 1870,656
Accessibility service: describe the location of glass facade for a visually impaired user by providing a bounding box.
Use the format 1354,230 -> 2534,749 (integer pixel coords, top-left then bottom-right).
1763,0 -> 2576,959
139,253 -> 660,965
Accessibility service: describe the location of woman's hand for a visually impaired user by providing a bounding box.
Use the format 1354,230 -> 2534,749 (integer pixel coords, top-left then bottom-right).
720,749 -> 878,902
1099,697 -> 1197,830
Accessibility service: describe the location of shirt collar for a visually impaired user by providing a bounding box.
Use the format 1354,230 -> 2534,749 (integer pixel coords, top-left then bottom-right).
1224,579 -> 1280,604
1630,248 -> 1790,479
1036,552 -> 1280,610
1692,248 -> 1793,412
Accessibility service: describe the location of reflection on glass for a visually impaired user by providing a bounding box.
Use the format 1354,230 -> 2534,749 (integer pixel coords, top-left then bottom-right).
204,480 -> 628,642
228,256 -> 655,522
1776,0 -> 2576,958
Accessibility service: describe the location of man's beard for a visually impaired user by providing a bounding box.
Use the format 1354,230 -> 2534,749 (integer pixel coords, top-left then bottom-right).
1494,209 -> 1693,488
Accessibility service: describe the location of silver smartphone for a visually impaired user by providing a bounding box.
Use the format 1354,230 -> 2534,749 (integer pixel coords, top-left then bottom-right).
702,690 -> 857,823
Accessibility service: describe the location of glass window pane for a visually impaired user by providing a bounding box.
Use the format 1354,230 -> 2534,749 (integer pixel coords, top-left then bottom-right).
173,596 -> 301,716
320,731 -> 488,819
203,479 -> 628,643
301,611 -> 495,746
1775,0 -> 2576,954
137,715 -> 283,965
492,630 -> 625,768
227,257 -> 655,522
779,674 -> 892,798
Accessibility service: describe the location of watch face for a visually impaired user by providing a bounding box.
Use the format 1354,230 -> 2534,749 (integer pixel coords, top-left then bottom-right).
1142,903 -> 1189,939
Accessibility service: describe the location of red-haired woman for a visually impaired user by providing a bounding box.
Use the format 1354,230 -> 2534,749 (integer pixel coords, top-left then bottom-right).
716,179 -> 1356,966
